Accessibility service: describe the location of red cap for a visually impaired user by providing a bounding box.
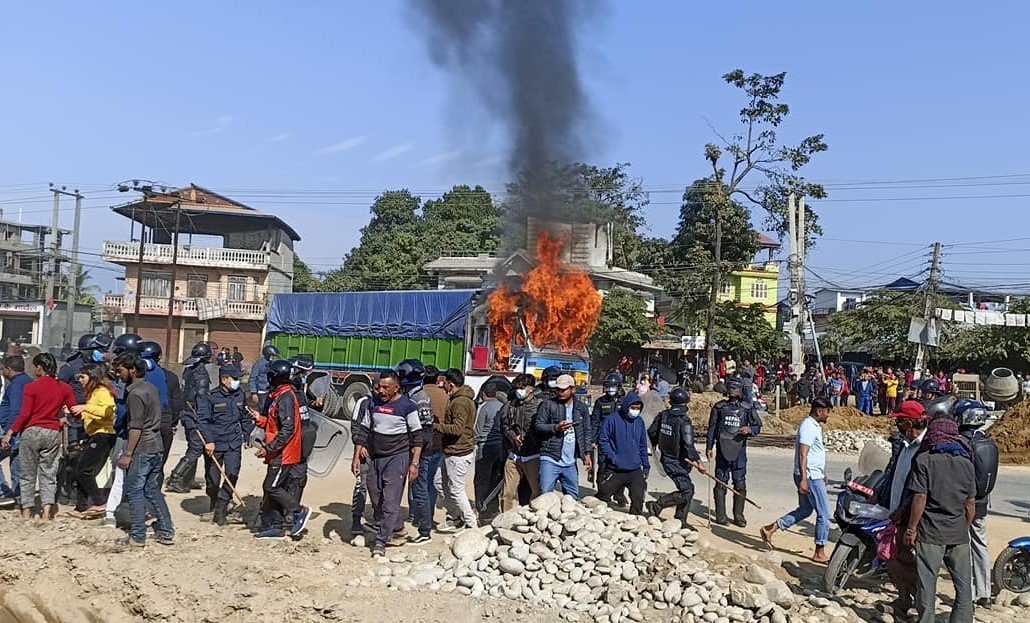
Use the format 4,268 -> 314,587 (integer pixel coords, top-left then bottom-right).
894,400 -> 927,420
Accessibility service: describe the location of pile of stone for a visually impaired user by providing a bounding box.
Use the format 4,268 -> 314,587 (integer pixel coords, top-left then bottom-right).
823,430 -> 891,454
364,492 -> 803,623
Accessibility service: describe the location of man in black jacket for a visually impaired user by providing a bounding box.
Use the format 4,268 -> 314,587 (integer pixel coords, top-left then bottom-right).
591,373 -> 625,504
500,374 -> 542,510
166,342 -> 212,493
647,388 -> 705,528
534,375 -> 592,499
705,377 -> 761,527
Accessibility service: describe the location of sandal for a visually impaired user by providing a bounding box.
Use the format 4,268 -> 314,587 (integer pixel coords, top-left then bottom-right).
65,509 -> 86,519
759,525 -> 775,550
83,507 -> 106,519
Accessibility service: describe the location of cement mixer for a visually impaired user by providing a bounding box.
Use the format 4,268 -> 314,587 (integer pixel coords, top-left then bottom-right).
985,367 -> 1020,404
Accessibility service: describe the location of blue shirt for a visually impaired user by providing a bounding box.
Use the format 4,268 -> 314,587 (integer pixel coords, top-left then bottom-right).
794,416 -> 825,479
542,403 -> 577,468
0,373 -> 31,432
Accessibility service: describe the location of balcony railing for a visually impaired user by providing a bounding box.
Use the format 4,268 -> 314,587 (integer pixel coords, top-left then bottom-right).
102,242 -> 270,270
103,294 -> 266,321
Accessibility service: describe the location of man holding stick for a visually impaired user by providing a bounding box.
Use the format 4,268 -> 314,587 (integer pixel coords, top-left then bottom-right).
198,365 -> 252,526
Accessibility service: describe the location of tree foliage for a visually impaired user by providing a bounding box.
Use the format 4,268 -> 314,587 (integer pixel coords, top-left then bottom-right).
589,289 -> 656,360
71,266 -> 98,306
292,256 -> 323,293
321,186 -> 500,291
938,298 -> 1030,368
823,291 -> 960,361
711,302 -> 783,359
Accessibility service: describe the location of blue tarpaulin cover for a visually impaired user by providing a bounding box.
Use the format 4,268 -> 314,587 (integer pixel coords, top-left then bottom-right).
266,290 -> 479,340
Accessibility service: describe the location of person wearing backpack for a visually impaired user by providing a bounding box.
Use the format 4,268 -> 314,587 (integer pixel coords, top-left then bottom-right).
955,400 -> 999,608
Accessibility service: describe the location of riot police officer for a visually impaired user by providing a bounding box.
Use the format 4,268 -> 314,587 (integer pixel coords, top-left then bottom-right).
705,376 -> 762,527
591,373 -> 623,497
539,365 -> 563,395
647,388 -> 706,529
249,344 -> 280,410
165,341 -> 212,494
59,333 -> 113,404
198,365 -> 251,526
137,341 -> 183,470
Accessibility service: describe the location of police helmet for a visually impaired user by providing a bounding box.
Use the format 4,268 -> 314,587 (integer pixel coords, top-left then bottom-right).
954,399 -> 988,430
190,341 -> 213,361
111,333 -> 141,355
290,354 -> 315,373
925,394 -> 957,420
920,378 -> 943,397
267,359 -> 293,387
76,334 -> 95,350
541,365 -> 563,389
669,387 -> 690,406
138,341 -> 162,362
603,373 -> 621,387
725,376 -> 744,398
262,344 -> 280,359
396,358 -> 426,387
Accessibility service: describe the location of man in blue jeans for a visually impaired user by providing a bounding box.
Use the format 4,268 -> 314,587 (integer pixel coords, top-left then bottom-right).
760,396 -> 831,562
0,355 -> 30,506
534,374 -> 592,499
113,352 -> 175,547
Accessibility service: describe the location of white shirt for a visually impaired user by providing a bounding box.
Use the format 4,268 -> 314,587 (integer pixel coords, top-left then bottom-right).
888,429 -> 926,513
793,416 -> 826,480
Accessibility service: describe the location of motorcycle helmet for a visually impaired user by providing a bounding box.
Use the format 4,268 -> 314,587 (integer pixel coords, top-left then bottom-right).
88,333 -> 113,351
395,358 -> 426,387
954,399 -> 988,430
262,344 -> 280,360
925,394 -> 957,421
541,365 -> 562,389
76,334 -> 94,351
267,359 -> 293,387
137,341 -> 162,362
669,387 -> 690,406
111,333 -> 141,355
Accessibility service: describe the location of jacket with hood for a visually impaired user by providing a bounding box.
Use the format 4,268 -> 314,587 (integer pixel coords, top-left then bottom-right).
436,384 -> 476,456
534,393 -> 590,465
597,393 -> 650,474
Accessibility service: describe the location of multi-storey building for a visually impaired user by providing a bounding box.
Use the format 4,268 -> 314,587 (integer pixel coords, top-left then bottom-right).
102,184 -> 299,363
0,217 -> 68,302
717,233 -> 782,327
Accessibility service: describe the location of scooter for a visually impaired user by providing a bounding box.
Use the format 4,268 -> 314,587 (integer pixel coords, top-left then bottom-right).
994,536 -> 1030,594
824,467 -> 892,594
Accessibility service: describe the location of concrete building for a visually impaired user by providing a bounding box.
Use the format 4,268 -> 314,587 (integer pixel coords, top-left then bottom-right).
102,184 -> 299,363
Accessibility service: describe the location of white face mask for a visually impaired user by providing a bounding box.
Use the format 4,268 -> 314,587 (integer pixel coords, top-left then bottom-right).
627,409 -> 641,419
605,388 -> 617,396
229,380 -> 240,391
516,388 -> 529,400
547,380 -> 557,389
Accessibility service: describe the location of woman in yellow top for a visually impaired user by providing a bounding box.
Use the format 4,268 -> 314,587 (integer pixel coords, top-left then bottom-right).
884,371 -> 900,414
67,363 -> 117,518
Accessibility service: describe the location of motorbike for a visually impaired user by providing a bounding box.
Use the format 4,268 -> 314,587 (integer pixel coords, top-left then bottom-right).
824,467 -> 892,594
993,536 -> 1030,594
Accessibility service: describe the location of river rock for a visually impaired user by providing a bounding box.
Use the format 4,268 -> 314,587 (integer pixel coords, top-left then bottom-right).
730,582 -> 770,610
452,530 -> 490,561
499,558 -> 526,576
492,509 -> 525,531
531,491 -> 564,513
763,580 -> 794,607
744,564 -> 777,585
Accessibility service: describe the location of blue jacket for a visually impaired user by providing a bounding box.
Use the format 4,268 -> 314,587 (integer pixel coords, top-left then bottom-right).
597,393 -> 650,474
198,385 -> 252,451
0,373 -> 31,432
249,357 -> 272,395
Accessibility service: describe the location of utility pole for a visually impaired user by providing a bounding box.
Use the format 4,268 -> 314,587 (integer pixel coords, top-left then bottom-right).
913,242 -> 942,379
164,198 -> 182,357
64,190 -> 83,348
785,193 -> 807,376
43,186 -> 61,352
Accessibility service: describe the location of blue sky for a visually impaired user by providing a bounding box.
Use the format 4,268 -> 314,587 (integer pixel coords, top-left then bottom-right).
2,1 -> 1029,295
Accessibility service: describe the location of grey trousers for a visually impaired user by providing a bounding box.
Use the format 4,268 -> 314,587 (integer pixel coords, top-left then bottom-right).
18,427 -> 62,508
915,540 -> 973,623
970,517 -> 990,601
434,452 -> 477,528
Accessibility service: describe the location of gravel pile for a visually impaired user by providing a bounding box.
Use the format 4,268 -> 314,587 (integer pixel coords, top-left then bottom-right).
823,430 -> 891,454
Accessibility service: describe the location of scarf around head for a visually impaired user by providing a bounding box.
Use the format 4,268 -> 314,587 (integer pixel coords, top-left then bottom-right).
921,416 -> 972,459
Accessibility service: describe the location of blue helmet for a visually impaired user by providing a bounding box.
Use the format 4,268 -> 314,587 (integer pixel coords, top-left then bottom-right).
954,399 -> 988,429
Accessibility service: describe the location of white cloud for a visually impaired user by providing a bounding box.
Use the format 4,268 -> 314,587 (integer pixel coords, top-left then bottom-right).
373,143 -> 414,163
420,150 -> 462,166
271,132 -> 293,143
193,114 -> 235,136
320,136 -> 368,153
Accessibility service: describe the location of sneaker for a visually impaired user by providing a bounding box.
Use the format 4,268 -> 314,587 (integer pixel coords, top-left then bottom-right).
114,536 -> 145,548
102,517 -> 118,529
153,534 -> 175,546
0,497 -> 16,509
255,528 -> 286,540
409,534 -> 432,545
435,519 -> 464,534
291,506 -> 311,536
363,522 -> 380,534
387,533 -> 408,548
371,544 -> 386,558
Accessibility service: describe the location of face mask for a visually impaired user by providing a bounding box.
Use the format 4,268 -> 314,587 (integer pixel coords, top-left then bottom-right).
91,349 -> 105,362
547,380 -> 557,389
605,388 -> 617,396
230,380 -> 240,391
627,409 -> 641,419
516,388 -> 529,400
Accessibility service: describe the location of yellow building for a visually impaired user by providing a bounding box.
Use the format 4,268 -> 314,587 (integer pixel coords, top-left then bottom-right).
716,234 -> 781,328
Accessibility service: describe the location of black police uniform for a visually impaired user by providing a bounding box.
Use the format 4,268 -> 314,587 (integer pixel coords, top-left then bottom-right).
198,377 -> 251,524
647,403 -> 701,526
590,392 -> 619,482
705,396 -> 761,526
165,360 -> 210,493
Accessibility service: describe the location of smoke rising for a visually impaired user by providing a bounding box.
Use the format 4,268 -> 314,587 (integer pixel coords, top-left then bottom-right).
410,0 -> 603,218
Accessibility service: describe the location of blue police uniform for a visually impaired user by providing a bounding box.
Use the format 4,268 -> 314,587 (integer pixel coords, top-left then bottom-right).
165,360 -> 211,493
705,398 -> 761,526
648,403 -> 702,526
198,366 -> 252,522
249,357 -> 272,410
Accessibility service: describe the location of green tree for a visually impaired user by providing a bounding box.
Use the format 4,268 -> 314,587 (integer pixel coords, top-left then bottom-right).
939,298 -> 1030,368
589,289 -> 655,360
71,266 -> 98,306
292,256 -> 323,292
711,302 -> 784,359
824,290 -> 959,361
697,69 -> 828,383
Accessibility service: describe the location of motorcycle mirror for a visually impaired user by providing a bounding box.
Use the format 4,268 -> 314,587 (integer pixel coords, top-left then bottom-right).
844,467 -> 853,482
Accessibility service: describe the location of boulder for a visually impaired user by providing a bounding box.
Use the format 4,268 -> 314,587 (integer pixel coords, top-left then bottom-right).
451,530 -> 490,561
531,491 -> 564,513
744,564 -> 777,585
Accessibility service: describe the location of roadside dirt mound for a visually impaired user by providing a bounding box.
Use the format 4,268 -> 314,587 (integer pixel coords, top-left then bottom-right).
777,405 -> 893,434
991,401 -> 1030,465
687,392 -> 795,436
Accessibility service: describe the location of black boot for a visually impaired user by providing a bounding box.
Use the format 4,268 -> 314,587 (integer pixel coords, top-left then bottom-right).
713,486 -> 729,525
213,499 -> 228,526
732,489 -> 747,527
674,494 -> 695,531
165,457 -> 195,494
185,460 -> 201,490
646,493 -> 674,518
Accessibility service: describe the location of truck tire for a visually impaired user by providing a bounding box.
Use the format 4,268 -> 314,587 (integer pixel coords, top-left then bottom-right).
341,379 -> 372,417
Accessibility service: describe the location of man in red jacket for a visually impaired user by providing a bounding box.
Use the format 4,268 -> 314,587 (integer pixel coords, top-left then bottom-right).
249,360 -> 308,539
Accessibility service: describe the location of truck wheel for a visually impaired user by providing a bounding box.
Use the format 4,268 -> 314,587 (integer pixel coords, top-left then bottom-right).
341,381 -> 371,416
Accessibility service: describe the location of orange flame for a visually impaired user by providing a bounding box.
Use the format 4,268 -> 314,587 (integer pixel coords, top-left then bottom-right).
487,230 -> 603,366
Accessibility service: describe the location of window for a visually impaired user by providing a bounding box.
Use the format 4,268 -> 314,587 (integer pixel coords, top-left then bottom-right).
140,271 -> 171,298
750,281 -> 768,300
187,274 -> 208,299
720,282 -> 732,296
227,276 -> 248,301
